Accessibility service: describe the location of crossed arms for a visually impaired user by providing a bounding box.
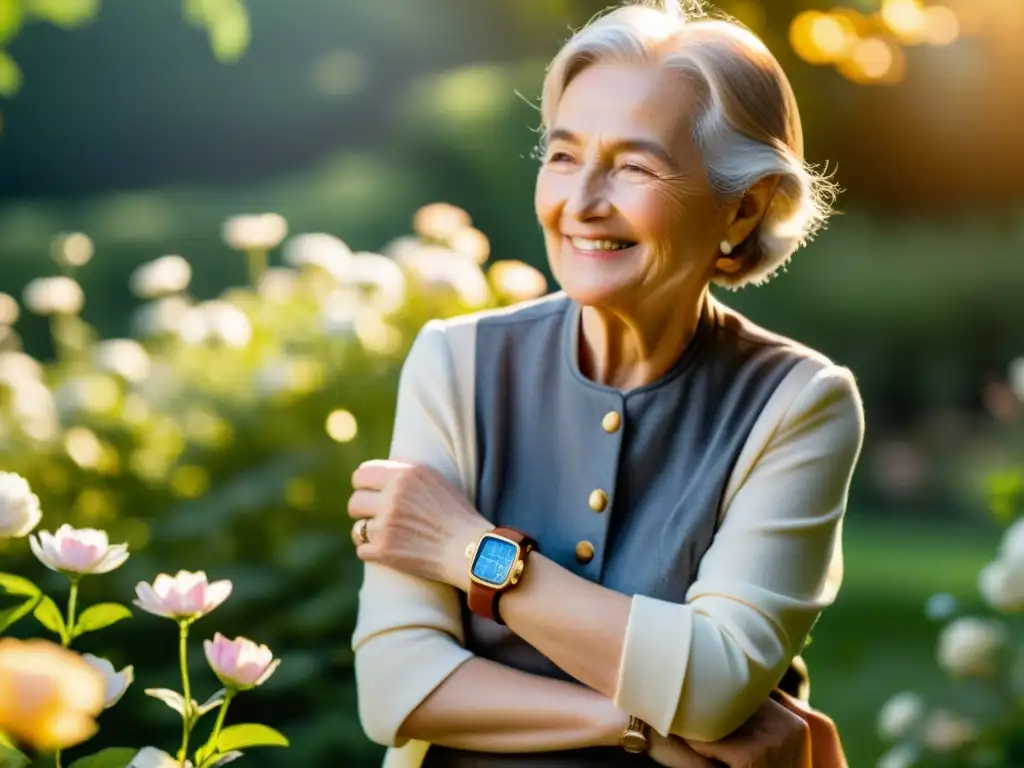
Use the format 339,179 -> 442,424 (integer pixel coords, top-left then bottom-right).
351,321 -> 865,753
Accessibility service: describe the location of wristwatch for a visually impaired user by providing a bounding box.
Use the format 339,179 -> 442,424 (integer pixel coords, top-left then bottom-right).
621,715 -> 649,754
465,526 -> 537,625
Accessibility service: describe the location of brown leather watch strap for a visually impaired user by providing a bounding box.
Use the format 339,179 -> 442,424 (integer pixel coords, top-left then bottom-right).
467,527 -> 536,625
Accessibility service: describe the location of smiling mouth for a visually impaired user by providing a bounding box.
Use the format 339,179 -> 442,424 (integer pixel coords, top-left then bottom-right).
567,236 -> 638,255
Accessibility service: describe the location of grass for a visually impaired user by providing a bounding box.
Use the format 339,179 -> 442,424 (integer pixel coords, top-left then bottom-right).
807,514 -> 1001,767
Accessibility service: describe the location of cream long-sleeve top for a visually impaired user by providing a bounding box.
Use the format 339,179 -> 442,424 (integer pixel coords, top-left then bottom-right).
352,292 -> 865,768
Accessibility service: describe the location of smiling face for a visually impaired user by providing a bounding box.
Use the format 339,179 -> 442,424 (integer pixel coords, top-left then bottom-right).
535,61 -> 731,311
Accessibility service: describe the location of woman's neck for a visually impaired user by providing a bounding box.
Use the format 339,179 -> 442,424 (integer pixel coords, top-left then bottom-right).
578,287 -> 708,391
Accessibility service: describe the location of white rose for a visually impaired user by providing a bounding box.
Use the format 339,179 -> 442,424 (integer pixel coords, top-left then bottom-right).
128,747 -> 190,768
877,743 -> 920,768
921,709 -> 976,753
877,691 -> 925,741
999,517 -> 1024,565
937,617 -> 1007,677
978,559 -> 1024,612
0,472 -> 42,538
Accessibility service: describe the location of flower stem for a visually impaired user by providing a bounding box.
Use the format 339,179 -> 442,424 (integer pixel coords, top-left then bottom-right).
54,578 -> 79,768
206,690 -> 235,760
177,621 -> 193,761
246,249 -> 268,289
63,579 -> 78,648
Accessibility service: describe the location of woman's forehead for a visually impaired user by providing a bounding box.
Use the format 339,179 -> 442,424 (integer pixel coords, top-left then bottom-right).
552,62 -> 701,155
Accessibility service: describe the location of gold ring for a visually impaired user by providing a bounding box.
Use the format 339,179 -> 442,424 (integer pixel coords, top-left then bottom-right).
359,518 -> 370,545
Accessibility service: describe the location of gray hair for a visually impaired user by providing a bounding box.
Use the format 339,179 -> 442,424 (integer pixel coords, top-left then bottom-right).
540,0 -> 838,289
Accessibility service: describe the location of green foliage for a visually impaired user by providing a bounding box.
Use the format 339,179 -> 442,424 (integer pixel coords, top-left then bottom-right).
68,748 -> 138,768
0,208 -> 534,765
72,601 -> 132,637
0,0 -> 250,96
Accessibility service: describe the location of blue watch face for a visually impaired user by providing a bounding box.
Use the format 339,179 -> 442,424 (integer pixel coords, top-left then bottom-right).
471,535 -> 518,586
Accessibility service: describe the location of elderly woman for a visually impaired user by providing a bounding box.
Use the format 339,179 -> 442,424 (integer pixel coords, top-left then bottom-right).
349,1 -> 864,766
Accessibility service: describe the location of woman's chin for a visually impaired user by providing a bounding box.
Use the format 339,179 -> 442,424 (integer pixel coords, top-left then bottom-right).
559,279 -> 632,309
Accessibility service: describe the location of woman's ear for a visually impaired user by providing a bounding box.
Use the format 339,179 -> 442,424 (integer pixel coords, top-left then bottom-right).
724,175 -> 780,249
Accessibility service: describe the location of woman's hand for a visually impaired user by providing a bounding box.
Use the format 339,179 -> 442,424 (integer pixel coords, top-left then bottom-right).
773,690 -> 848,768
348,459 -> 493,589
683,695 -> 812,768
648,731 -> 715,768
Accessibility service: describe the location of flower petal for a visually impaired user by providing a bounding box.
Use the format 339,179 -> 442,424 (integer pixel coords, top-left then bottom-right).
93,544 -> 130,574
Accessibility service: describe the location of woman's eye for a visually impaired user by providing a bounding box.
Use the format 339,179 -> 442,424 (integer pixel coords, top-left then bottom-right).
621,162 -> 652,175
547,151 -> 573,163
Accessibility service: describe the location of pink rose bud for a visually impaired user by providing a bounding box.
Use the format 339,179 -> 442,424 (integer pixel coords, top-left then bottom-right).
203,633 -> 279,690
133,571 -> 232,621
29,524 -> 129,575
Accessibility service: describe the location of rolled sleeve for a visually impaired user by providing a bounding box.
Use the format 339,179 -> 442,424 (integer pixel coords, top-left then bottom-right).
613,363 -> 865,742
351,320 -> 476,747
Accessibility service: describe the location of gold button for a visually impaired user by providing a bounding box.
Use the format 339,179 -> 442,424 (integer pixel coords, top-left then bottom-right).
602,411 -> 621,433
575,540 -> 595,564
588,489 -> 608,513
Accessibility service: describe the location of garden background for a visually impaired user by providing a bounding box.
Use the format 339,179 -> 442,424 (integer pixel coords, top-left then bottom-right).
1,0 -> 1023,766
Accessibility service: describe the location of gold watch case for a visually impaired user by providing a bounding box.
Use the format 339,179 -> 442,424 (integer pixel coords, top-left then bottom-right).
621,716 -> 649,753
465,532 -> 525,590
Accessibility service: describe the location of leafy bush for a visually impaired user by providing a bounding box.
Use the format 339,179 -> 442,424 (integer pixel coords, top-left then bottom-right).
875,388 -> 1024,768
0,204 -> 547,766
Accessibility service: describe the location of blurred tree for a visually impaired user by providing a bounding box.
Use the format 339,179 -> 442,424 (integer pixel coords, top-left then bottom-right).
0,0 -> 251,97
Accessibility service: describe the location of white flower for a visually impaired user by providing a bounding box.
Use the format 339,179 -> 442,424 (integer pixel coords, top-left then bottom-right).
877,743 -> 920,768
93,339 -> 151,383
222,213 -> 287,251
978,558 -> 1024,612
178,301 -> 252,348
0,351 -> 43,386
30,524 -> 130,575
51,233 -> 94,268
394,245 -> 490,307
282,233 -> 352,279
0,472 -> 42,537
877,691 -> 925,741
412,202 -> 471,242
133,571 -> 232,621
132,296 -> 192,337
488,260 -> 548,302
999,517 -> 1024,564
0,293 -> 19,325
257,268 -> 299,303
22,276 -> 84,316
921,709 -> 976,753
936,617 -> 1007,677
449,226 -> 490,264
80,654 -> 133,708
130,255 -> 192,299
342,252 -> 407,312
129,747 -> 191,768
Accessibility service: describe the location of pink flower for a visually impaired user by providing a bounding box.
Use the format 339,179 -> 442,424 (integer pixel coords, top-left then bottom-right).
29,524 -> 129,575
203,633 -> 279,690
133,571 -> 232,621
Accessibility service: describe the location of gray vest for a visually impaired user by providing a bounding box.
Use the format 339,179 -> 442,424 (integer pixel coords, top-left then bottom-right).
424,294 -> 804,767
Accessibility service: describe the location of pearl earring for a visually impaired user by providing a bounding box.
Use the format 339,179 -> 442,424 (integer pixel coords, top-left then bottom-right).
719,240 -> 733,256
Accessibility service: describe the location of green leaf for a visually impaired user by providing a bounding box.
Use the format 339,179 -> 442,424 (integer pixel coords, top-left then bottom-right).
215,723 -> 289,752
0,743 -> 30,768
207,1 -> 250,64
68,748 -> 139,768
0,0 -> 24,47
0,573 -> 39,598
32,595 -> 67,642
73,603 -> 133,637
0,573 -> 46,633
0,50 -> 21,97
24,0 -> 99,28
144,687 -> 188,717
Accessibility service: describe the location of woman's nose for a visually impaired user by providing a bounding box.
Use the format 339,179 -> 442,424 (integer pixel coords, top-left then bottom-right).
563,166 -> 613,221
